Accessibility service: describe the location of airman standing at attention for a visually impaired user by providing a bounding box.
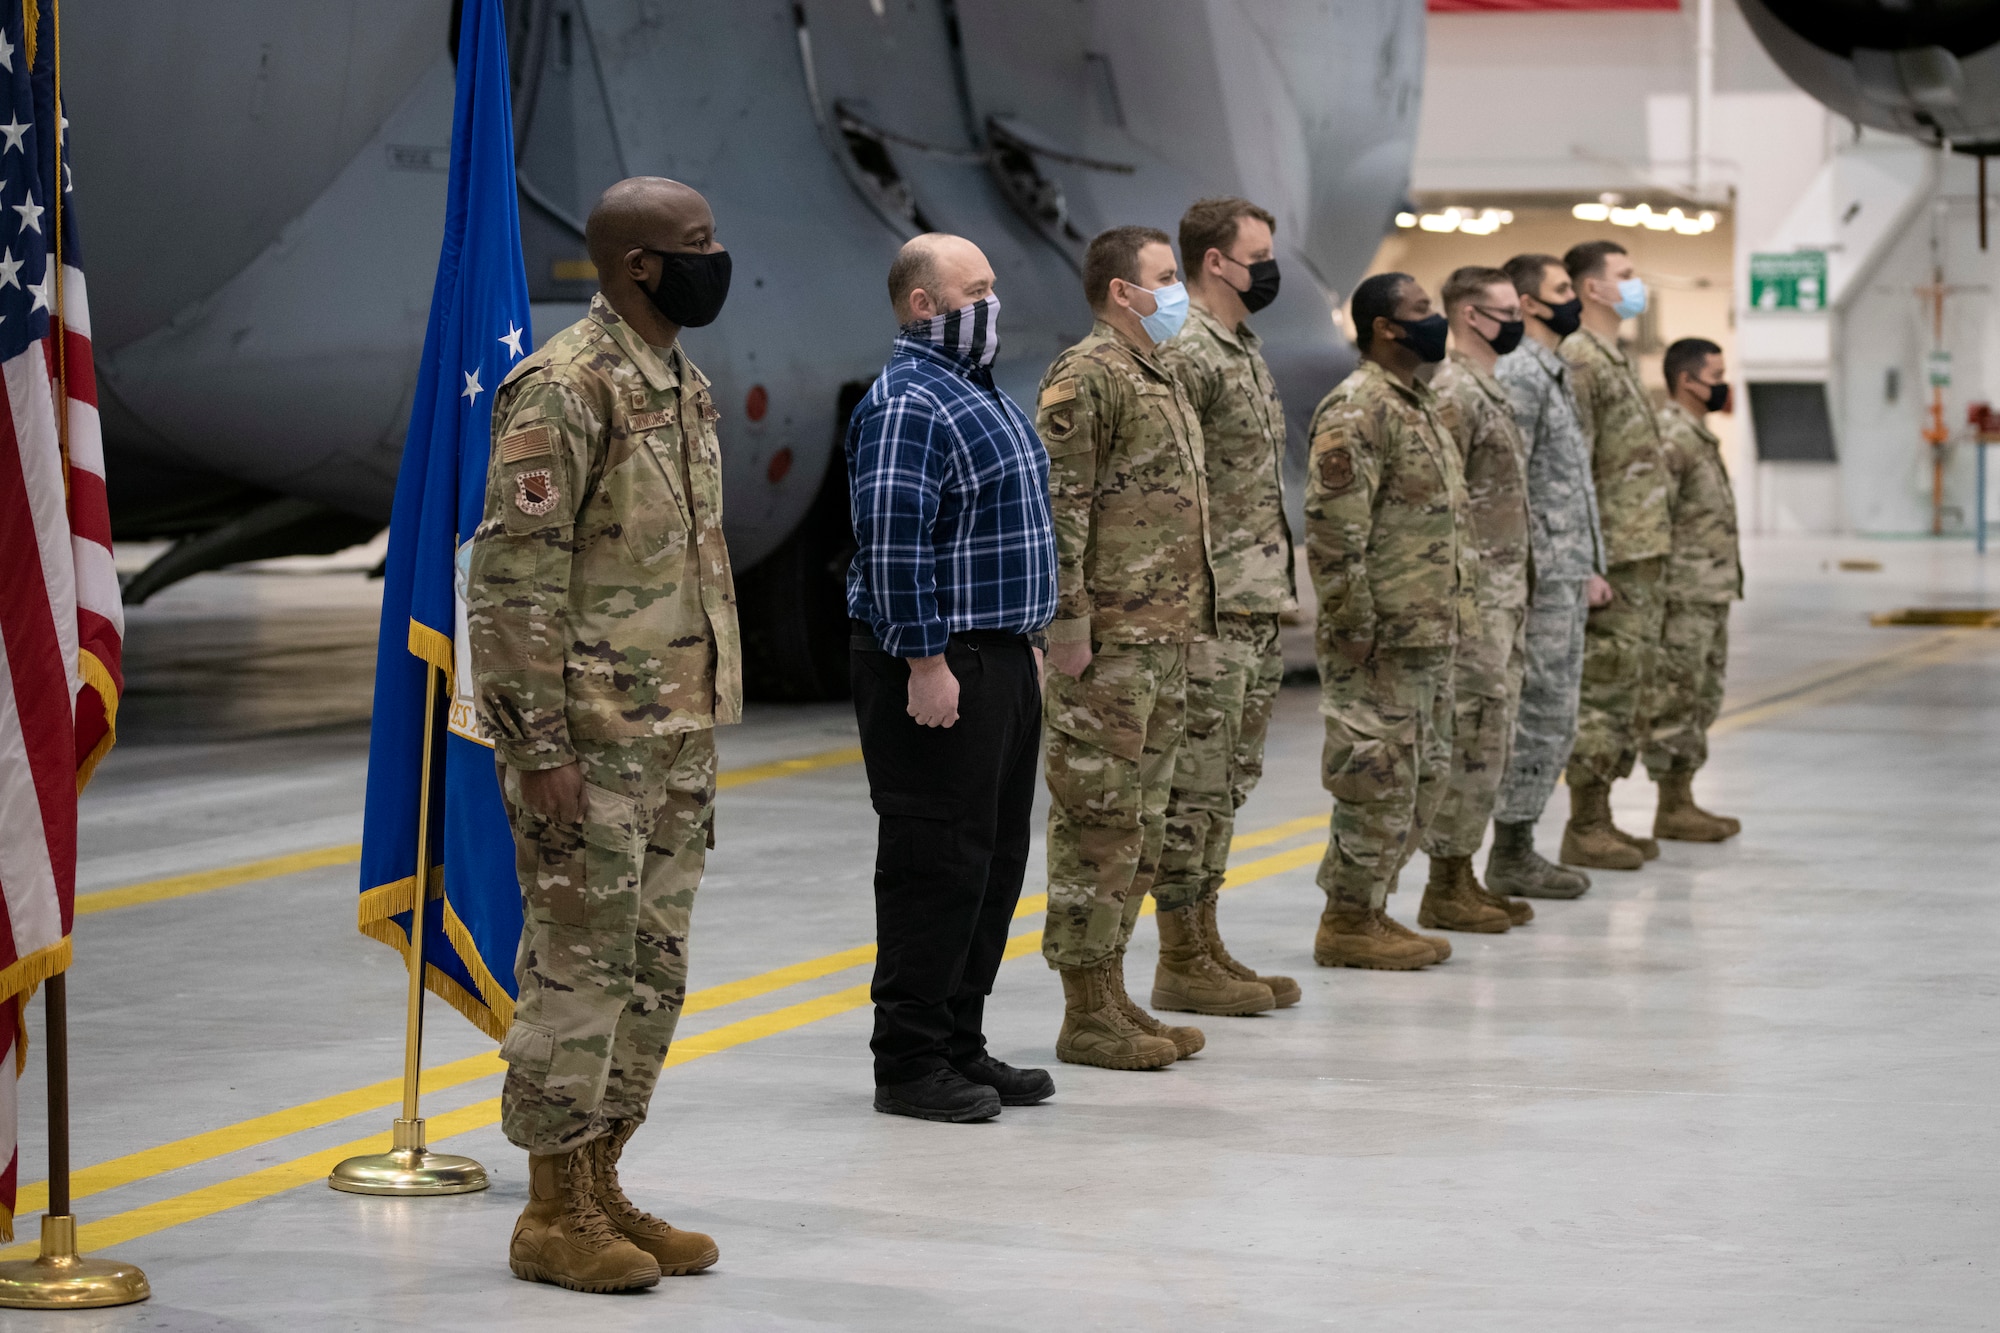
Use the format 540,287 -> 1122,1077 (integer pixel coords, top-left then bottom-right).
1557,240 -> 1672,872
1306,272 -> 1476,970
1644,337 -> 1743,842
1151,196 -> 1298,1017
468,177 -> 736,1294
1038,225 -> 1223,1070
1487,253 -> 1609,900
1416,266 -> 1535,936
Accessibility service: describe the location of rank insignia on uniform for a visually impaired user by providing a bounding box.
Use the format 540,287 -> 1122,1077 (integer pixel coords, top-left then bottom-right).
1316,445 -> 1354,493
499,425 -> 554,464
629,408 -> 674,431
1039,380 -> 1076,408
515,467 -> 558,515
698,398 -> 720,423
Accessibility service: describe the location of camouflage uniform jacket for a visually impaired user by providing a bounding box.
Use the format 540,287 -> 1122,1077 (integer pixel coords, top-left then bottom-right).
467,294 -> 742,771
1656,400 -> 1742,604
1159,301 -> 1295,614
1433,350 -> 1531,611
1304,359 -> 1477,655
1493,338 -> 1605,583
1036,320 -> 1216,645
1559,327 -> 1671,566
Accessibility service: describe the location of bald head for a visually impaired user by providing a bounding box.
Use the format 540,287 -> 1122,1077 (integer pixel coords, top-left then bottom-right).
585,176 -> 715,277
888,233 -> 994,323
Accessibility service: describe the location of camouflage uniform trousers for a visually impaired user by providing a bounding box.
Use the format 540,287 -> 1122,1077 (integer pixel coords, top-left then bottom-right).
1565,556 -> 1666,789
1422,603 -> 1527,858
1494,578 -> 1590,824
1315,646 -> 1455,911
1153,613 -> 1285,914
1643,601 -> 1729,779
1041,642 -> 1188,969
497,730 -> 715,1155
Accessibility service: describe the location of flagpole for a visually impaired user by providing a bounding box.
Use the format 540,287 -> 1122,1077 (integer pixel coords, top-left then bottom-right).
0,0 -> 150,1307
329,661 -> 487,1196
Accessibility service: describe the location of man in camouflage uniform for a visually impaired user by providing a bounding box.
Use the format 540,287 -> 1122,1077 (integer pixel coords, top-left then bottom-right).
1558,240 -> 1672,871
1416,266 -> 1534,935
1645,337 -> 1743,841
469,178 -> 734,1293
1305,272 -> 1476,970
1039,225 -> 1226,1070
1487,253 -> 1609,899
1152,197 -> 1297,1014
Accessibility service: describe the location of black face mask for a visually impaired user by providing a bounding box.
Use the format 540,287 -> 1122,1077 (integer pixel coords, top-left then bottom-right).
1538,296 -> 1583,339
1390,313 -> 1449,364
1703,380 -> 1730,412
1231,257 -> 1281,314
1487,318 -> 1525,357
645,248 -> 732,328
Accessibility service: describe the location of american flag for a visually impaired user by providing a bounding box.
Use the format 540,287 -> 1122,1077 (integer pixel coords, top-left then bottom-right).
0,0 -> 117,1243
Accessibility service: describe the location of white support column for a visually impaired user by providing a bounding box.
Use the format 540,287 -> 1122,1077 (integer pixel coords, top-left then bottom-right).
1693,0 -> 1715,199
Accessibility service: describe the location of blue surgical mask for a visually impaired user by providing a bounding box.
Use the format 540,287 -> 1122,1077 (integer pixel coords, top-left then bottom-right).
1137,281 -> 1189,344
1614,277 -> 1648,320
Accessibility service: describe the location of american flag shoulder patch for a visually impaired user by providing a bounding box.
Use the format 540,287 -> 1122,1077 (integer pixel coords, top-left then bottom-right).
1039,380 -> 1076,408
498,425 -> 554,464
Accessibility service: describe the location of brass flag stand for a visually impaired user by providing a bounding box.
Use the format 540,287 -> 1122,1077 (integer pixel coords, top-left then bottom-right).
329,663 -> 488,1196
0,978 -> 151,1308
0,1 -> 151,1304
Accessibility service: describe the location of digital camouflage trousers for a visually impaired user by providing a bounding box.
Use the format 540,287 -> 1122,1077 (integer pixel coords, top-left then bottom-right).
497,730 -> 715,1155
1153,614 -> 1285,914
1423,602 -> 1526,858
1041,642 -> 1187,969
1644,600 -> 1730,778
1315,646 -> 1455,910
1494,577 -> 1589,824
1566,556 -> 1665,789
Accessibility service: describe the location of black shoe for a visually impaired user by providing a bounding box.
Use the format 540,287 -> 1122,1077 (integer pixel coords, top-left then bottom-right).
951,1054 -> 1055,1106
873,1068 -> 1002,1123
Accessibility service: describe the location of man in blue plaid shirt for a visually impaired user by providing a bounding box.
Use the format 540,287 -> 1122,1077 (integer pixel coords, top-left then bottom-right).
847,232 -> 1058,1124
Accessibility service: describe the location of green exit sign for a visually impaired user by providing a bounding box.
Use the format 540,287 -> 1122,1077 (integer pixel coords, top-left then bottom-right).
1750,250 -> 1828,311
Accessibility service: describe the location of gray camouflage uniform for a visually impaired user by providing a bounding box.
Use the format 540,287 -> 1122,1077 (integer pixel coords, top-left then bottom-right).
1491,337 -> 1606,824
468,294 -> 740,1156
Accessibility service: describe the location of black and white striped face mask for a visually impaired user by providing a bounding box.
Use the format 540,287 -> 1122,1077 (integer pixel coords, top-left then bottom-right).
905,293 -> 1001,368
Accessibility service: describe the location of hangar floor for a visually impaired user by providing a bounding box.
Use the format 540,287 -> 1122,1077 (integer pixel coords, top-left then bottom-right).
7,536 -> 1996,1331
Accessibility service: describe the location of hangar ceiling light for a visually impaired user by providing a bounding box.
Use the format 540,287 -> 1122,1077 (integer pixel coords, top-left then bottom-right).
1394,206 -> 1514,236
1571,200 -> 1717,236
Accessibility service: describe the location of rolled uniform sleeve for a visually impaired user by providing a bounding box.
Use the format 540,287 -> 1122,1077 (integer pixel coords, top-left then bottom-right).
1035,361 -> 1113,644
1303,401 -> 1383,650
849,392 -> 950,659
466,376 -> 596,770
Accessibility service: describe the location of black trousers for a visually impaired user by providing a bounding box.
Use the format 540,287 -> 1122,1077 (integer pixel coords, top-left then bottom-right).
851,626 -> 1041,1086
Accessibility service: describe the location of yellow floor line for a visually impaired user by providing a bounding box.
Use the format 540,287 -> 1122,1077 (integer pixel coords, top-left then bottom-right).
6,822 -> 1333,1257
73,744 -> 868,916
76,846 -> 365,916
1711,630 -> 1976,736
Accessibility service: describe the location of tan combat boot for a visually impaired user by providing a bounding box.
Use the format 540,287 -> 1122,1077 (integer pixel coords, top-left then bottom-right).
1152,905 -> 1276,1015
1107,949 -> 1204,1057
1561,780 -> 1645,871
510,1146 -> 661,1293
1312,904 -> 1435,970
1653,770 -> 1739,842
1055,959 -> 1179,1070
1416,855 -> 1512,933
1198,894 -> 1301,1008
590,1121 -> 719,1276
1380,908 -> 1452,962
1466,858 -> 1533,925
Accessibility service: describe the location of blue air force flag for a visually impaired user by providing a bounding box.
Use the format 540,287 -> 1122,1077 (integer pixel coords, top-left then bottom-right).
358,0 -> 529,1040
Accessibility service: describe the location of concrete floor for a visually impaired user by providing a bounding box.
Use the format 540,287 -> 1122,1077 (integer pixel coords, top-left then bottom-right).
6,536 -> 1997,1329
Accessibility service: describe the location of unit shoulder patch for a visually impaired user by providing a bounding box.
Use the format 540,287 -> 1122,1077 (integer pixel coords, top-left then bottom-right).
1039,380 -> 1077,408
498,426 -> 554,465
515,467 -> 559,516
1316,444 -> 1355,494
